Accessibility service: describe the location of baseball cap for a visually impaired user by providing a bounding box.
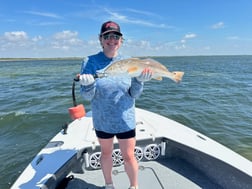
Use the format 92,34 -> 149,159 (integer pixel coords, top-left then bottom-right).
100,21 -> 123,36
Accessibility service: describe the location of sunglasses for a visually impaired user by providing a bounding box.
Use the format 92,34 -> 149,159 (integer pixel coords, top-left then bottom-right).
103,34 -> 121,40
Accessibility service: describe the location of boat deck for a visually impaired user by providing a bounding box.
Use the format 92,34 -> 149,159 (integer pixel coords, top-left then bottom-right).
66,157 -> 221,189
11,108 -> 252,189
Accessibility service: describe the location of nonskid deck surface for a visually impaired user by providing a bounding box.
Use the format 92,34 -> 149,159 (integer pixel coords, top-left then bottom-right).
66,158 -> 221,189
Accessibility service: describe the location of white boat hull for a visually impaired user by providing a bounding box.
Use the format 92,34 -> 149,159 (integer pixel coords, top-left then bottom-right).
11,108 -> 252,189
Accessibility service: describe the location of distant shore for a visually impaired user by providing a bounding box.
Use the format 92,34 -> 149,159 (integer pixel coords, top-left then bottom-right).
0,57 -> 83,62
1,55 -> 251,62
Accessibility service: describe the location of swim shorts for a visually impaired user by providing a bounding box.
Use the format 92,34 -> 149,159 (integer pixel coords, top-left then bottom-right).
95,129 -> 136,139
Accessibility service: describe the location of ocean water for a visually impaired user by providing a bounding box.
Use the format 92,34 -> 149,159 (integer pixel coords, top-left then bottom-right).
0,56 -> 252,188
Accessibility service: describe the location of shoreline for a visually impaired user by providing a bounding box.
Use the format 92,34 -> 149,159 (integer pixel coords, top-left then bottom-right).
0,57 -> 83,62
1,55 -> 252,62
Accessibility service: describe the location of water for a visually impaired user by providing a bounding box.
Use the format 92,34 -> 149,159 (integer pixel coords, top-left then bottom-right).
0,56 -> 252,188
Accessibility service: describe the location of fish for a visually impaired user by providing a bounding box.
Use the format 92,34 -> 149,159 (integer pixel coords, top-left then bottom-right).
96,58 -> 184,83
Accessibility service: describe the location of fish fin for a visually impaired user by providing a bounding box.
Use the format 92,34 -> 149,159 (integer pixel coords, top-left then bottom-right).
153,76 -> 163,81
127,66 -> 139,73
172,72 -> 184,83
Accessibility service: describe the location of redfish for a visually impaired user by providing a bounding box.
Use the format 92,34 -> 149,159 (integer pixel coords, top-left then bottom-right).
97,58 -> 184,83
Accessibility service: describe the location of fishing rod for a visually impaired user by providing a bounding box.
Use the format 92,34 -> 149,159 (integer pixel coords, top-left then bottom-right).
68,76 -> 85,120
72,77 -> 80,107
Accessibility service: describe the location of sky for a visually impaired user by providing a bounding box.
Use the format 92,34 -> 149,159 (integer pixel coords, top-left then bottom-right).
0,0 -> 252,58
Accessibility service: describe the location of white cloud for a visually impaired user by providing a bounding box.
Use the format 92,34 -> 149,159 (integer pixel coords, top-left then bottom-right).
184,33 -> 197,39
175,33 -> 197,50
0,29 -> 195,57
105,8 -> 128,21
51,30 -> 84,50
104,8 -> 171,29
204,46 -> 211,50
0,30 -> 100,57
0,29 -> 216,58
53,30 -> 79,40
23,11 -> 62,19
32,36 -> 43,42
36,22 -> 64,26
126,8 -> 162,19
175,44 -> 186,50
180,39 -> 186,43
211,22 -> 225,29
227,36 -> 240,40
4,31 -> 28,41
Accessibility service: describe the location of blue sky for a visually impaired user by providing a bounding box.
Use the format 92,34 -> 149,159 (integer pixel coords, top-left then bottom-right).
1,0 -> 252,58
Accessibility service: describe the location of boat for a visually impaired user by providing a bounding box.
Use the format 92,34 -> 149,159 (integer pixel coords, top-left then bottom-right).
11,80 -> 252,189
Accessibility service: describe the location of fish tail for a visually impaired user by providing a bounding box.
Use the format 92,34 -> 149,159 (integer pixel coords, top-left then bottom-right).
172,71 -> 184,83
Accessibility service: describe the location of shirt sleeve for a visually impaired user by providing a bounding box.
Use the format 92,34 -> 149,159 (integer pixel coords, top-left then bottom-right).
129,77 -> 144,98
80,57 -> 96,101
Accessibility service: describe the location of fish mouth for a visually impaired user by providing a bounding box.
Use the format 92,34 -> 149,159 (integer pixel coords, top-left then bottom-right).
95,70 -> 107,78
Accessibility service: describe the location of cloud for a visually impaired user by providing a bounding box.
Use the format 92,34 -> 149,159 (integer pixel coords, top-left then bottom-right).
32,36 -> 43,42
180,39 -> 186,43
104,8 -> 171,29
23,11 -> 62,19
125,8 -> 162,19
51,30 -> 85,50
53,30 -> 79,40
211,22 -> 225,29
227,36 -> 240,40
0,31 -> 84,57
69,6 -> 173,29
180,33 -> 197,45
0,29 -> 199,58
4,31 -> 28,41
204,46 -> 211,50
168,33 -> 197,51
0,29 -> 190,58
36,22 -> 64,26
0,31 -> 34,55
175,44 -> 186,50
0,30 -> 99,57
184,33 -> 197,39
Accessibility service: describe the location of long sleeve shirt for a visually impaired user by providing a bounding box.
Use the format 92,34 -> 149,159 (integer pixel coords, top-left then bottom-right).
80,52 -> 144,134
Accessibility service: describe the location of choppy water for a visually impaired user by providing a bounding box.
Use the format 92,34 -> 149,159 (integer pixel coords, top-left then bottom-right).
0,56 -> 252,188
